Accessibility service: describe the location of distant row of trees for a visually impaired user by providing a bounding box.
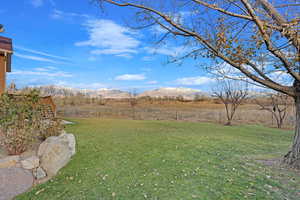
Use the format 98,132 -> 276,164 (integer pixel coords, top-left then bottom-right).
16,80 -> 293,127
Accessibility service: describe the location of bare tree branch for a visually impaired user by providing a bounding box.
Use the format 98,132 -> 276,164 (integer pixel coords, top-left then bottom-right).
101,0 -> 294,96
241,0 -> 300,81
192,0 -> 252,20
257,0 -> 300,51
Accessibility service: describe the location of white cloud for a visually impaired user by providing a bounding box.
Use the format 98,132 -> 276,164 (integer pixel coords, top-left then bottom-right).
88,83 -> 106,89
56,82 -> 106,90
116,54 -> 133,59
269,71 -> 292,85
75,19 -> 140,58
10,70 -> 73,78
145,45 -> 188,57
50,9 -> 89,20
15,46 -> 71,61
14,52 -> 60,64
31,0 -> 44,8
34,66 -> 57,72
175,76 -> 214,85
147,80 -> 158,84
212,62 -> 293,87
7,65 -> 74,88
115,74 -> 146,81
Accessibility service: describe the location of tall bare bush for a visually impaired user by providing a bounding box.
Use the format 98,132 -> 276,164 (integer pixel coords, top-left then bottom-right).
255,93 -> 292,128
213,80 -> 248,125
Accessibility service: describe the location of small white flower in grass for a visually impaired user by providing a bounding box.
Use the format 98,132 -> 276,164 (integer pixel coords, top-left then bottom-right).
102,174 -> 108,180
35,188 -> 46,195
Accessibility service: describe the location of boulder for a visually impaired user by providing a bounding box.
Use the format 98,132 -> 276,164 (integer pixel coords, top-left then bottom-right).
0,155 -> 20,168
20,156 -> 39,170
38,133 -> 75,176
38,136 -> 58,157
0,167 -> 33,200
59,133 -> 76,156
33,167 -> 47,179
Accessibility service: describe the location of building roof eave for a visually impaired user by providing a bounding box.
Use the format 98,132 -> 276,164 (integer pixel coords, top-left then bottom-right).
0,48 -> 13,54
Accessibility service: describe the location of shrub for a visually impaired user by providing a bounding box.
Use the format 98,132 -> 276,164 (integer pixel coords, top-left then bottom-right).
38,118 -> 63,141
0,90 -> 62,155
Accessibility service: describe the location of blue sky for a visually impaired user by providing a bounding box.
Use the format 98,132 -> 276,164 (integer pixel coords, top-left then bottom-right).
1,0 -> 215,92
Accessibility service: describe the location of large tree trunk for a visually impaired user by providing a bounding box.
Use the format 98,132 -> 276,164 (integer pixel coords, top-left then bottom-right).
284,82 -> 300,169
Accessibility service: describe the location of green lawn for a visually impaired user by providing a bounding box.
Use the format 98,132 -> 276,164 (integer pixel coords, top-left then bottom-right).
17,119 -> 300,200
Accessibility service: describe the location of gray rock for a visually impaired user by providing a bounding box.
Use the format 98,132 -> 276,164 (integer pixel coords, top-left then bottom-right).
59,133 -> 76,156
38,134 -> 75,176
0,155 -> 20,168
0,167 -> 33,200
33,167 -> 47,179
21,156 -> 39,170
38,136 -> 58,157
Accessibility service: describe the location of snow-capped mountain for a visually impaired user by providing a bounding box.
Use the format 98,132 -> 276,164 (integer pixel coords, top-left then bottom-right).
34,86 -> 130,99
29,86 -> 206,99
139,87 -> 206,100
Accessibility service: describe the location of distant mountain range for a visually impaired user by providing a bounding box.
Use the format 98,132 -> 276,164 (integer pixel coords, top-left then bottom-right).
138,87 -> 206,100
34,86 -> 208,100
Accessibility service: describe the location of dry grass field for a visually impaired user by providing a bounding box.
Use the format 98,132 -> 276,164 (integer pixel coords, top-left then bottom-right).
54,97 -> 295,129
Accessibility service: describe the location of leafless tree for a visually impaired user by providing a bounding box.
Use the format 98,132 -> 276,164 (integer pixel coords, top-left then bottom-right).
97,0 -> 300,168
255,93 -> 292,128
213,80 -> 248,125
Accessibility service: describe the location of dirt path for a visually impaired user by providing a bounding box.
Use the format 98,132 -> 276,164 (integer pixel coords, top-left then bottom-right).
0,167 -> 33,200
